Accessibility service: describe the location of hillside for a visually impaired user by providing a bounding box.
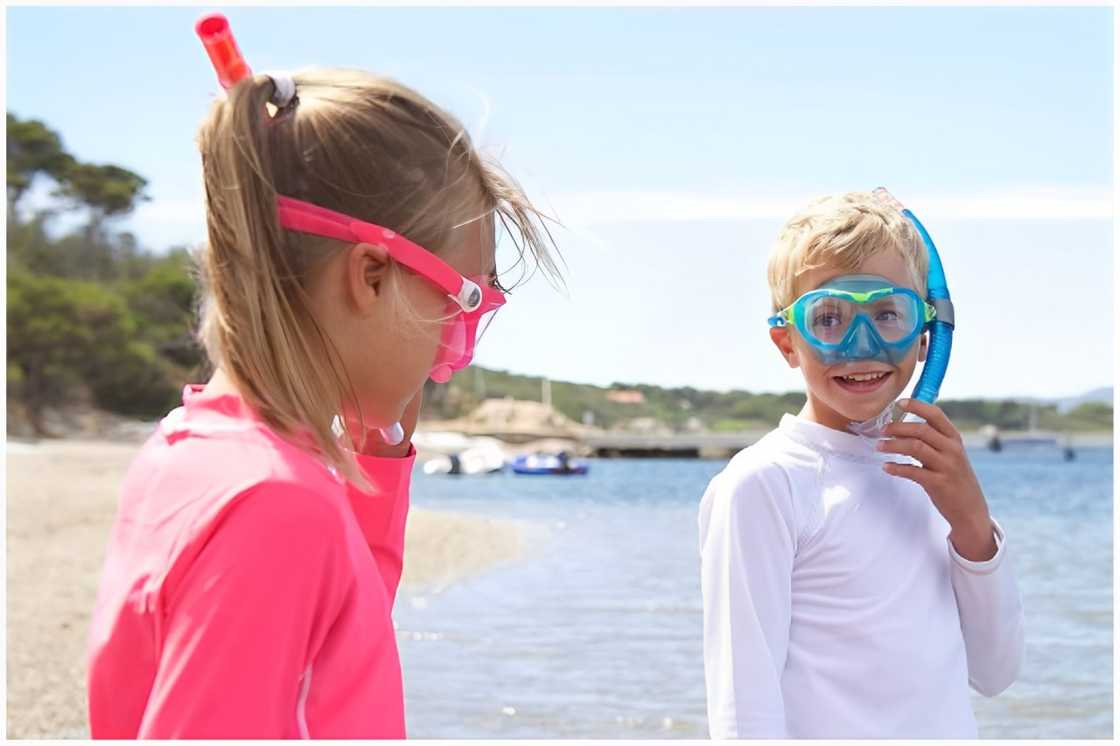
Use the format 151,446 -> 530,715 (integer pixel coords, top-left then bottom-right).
422,367 -> 1113,434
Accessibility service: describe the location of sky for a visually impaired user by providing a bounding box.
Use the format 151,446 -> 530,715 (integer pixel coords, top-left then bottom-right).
6,5 -> 1114,400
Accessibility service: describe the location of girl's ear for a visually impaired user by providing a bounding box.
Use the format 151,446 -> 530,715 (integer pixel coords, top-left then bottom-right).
769,326 -> 800,369
347,242 -> 392,312
918,332 -> 929,363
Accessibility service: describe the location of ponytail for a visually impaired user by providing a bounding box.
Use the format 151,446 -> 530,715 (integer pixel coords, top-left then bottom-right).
197,74 -> 364,486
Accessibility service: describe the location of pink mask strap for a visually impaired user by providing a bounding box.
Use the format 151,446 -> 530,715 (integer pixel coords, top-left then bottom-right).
275,196 -> 466,300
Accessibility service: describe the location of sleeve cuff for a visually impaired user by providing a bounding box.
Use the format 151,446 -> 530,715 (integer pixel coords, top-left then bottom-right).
349,444 -> 416,498
947,517 -> 1006,575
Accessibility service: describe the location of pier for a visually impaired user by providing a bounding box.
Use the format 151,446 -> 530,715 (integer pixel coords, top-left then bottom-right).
584,432 -> 769,459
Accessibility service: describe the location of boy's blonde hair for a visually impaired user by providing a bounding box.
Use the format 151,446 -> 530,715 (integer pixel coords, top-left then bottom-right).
195,69 -> 559,484
766,191 -> 928,312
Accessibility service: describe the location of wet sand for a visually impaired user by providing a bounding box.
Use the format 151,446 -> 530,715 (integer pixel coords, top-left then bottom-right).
5,439 -> 523,738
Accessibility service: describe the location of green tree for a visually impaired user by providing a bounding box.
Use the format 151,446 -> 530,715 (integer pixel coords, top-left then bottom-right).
7,112 -> 150,278
54,162 -> 151,281
6,113 -> 75,206
55,161 -> 149,232
7,269 -> 177,433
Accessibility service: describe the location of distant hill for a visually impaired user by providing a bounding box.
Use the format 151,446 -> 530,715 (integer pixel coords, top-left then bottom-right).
423,368 -> 1113,433
1057,387 -> 1113,414
1015,387 -> 1113,414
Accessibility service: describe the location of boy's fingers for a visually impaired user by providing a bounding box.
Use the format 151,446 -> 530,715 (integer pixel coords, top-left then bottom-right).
878,437 -> 948,471
882,461 -> 934,487
881,421 -> 953,451
898,399 -> 959,441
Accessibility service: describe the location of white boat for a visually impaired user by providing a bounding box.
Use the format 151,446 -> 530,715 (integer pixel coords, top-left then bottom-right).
422,444 -> 507,476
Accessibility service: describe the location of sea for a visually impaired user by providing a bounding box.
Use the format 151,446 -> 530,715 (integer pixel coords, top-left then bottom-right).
395,444 -> 1114,739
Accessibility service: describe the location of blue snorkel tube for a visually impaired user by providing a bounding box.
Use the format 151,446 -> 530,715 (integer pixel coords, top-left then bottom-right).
848,188 -> 954,437
903,207 -> 954,404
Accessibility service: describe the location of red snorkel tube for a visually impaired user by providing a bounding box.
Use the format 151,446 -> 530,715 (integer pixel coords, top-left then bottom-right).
195,13 -> 252,89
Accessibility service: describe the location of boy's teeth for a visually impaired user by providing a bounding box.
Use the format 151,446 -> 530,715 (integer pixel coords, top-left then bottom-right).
841,372 -> 888,382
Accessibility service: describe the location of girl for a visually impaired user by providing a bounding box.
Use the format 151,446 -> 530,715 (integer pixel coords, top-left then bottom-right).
87,18 -> 558,738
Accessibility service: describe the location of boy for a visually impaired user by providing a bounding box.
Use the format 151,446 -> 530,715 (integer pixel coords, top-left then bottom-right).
698,191 -> 1023,738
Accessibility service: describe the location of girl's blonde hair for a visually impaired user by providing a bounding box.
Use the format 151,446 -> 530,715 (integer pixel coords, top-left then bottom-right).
766,191 -> 928,312
195,69 -> 559,484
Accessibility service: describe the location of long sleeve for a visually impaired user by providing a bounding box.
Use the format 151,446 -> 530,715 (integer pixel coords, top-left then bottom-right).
345,446 -> 416,605
946,517 -> 1025,697
698,463 -> 798,739
138,482 -> 355,738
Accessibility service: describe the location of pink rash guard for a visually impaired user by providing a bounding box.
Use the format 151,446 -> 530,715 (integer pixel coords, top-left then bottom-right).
87,384 -> 415,738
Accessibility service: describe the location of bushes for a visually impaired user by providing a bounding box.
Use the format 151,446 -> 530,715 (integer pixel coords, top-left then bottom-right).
1047,402 -> 1113,432
89,341 -> 182,417
120,251 -> 204,370
7,260 -> 191,433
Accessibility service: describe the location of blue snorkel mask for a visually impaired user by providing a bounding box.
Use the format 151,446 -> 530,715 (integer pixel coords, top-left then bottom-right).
768,187 -> 956,437
768,275 -> 937,366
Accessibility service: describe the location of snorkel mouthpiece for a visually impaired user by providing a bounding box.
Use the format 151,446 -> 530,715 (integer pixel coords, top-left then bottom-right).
330,415 -> 406,449
848,400 -> 907,439
378,421 -> 405,446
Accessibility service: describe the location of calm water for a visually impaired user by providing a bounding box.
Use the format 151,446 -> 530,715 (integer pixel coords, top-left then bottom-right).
395,445 -> 1113,739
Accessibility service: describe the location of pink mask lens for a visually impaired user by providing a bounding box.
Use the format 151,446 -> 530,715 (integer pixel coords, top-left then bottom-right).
428,276 -> 504,383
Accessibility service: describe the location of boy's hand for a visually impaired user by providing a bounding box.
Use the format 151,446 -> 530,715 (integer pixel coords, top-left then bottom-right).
878,398 -> 998,562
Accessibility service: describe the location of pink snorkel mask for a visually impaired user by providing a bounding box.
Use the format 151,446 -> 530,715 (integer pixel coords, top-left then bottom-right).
276,197 -> 506,384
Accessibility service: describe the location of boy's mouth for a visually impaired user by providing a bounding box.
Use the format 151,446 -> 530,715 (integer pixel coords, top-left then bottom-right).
831,369 -> 893,394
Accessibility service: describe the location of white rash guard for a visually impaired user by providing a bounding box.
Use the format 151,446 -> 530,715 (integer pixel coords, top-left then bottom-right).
698,414 -> 1024,739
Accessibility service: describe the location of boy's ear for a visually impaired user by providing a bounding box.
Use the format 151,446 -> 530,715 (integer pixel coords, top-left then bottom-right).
346,242 -> 391,311
769,327 -> 800,369
918,332 -> 929,363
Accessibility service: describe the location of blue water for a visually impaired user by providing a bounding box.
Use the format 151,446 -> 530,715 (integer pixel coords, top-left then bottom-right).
394,446 -> 1113,739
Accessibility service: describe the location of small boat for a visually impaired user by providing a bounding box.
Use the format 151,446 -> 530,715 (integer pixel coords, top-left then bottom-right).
510,453 -> 589,476
422,446 -> 506,476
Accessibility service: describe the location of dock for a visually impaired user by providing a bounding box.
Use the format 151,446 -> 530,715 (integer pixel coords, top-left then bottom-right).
584,431 -> 769,459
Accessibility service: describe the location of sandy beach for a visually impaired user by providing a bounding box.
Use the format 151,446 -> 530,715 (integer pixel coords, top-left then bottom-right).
5,438 -> 525,739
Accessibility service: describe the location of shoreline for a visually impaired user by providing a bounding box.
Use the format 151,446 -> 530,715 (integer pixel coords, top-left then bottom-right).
5,439 -> 526,739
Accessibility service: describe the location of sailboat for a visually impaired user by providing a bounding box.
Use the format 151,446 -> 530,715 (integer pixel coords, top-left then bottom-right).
1016,401 -> 1058,446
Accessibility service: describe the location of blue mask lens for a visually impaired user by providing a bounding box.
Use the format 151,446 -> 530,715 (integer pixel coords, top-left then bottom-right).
778,275 -> 930,366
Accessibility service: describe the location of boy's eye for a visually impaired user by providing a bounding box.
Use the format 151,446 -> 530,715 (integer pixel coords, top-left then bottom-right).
813,312 -> 843,328
871,299 -> 907,324
811,301 -> 847,328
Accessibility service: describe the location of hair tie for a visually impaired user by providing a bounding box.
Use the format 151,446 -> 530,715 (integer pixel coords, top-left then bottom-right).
265,72 -> 296,108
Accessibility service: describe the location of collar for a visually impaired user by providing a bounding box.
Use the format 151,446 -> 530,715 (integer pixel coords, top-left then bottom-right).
778,412 -> 892,463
